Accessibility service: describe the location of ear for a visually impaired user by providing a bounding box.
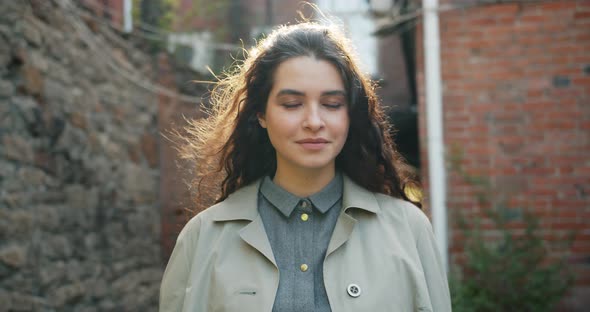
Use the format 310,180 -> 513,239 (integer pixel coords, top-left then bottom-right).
257,112 -> 267,128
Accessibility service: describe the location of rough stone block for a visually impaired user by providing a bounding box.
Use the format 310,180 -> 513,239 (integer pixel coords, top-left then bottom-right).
20,64 -> 43,95
30,190 -> 65,204
20,20 -> 42,47
34,151 -> 57,174
7,292 -> 48,312
0,290 -> 11,312
64,259 -> 83,282
0,159 -> 16,179
112,268 -> 162,294
0,191 -> 30,208
41,234 -> 72,259
12,96 -> 39,127
49,282 -> 85,308
0,244 -> 27,268
69,111 -> 87,130
97,132 -> 126,160
87,278 -> 108,299
17,166 -> 58,189
0,79 -> 14,97
1,134 -> 34,163
65,185 -> 98,228
121,163 -> 157,203
0,209 -> 33,240
42,78 -> 68,104
39,260 -> 65,288
29,50 -> 49,73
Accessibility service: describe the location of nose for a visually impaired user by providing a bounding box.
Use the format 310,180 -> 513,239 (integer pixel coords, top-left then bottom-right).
302,105 -> 324,131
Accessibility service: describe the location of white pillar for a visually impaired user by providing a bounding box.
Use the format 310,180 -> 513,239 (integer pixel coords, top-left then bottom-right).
422,0 -> 448,273
123,0 -> 133,33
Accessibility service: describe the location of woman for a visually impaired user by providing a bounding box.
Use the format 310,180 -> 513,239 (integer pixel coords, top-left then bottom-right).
160,22 -> 451,312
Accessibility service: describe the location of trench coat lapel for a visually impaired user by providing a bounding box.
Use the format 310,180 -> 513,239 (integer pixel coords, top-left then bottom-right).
239,215 -> 277,267
212,179 -> 277,267
326,176 -> 381,257
326,212 -> 356,257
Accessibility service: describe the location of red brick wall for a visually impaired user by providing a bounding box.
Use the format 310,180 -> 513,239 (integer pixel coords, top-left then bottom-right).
417,0 -> 589,309
157,55 -> 204,259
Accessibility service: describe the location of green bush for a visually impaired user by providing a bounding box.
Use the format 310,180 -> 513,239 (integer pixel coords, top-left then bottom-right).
449,147 -> 574,312
450,207 -> 574,312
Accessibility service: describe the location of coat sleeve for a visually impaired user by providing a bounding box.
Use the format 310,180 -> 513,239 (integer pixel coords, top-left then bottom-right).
159,217 -> 201,312
414,212 -> 452,312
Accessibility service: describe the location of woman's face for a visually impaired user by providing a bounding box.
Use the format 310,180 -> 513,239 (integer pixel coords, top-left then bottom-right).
259,56 -> 350,176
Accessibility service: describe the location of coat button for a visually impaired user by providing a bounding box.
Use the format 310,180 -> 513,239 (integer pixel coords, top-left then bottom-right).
300,264 -> 308,272
301,213 -> 309,221
347,284 -> 361,297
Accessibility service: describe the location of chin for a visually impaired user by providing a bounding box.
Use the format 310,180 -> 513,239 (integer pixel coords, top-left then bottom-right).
296,161 -> 334,171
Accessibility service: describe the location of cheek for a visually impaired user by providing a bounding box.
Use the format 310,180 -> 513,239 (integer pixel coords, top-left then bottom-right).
264,117 -> 291,144
332,113 -> 350,137
267,112 -> 297,132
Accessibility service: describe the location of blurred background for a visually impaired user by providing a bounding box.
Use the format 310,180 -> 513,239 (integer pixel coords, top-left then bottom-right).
0,0 -> 588,311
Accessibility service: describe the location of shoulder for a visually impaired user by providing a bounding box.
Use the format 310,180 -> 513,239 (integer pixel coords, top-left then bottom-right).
373,193 -> 433,237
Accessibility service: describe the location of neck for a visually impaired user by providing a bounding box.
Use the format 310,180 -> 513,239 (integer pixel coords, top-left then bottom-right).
273,165 -> 336,198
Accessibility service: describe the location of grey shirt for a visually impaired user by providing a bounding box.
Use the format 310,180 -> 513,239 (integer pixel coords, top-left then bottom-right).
258,173 -> 343,312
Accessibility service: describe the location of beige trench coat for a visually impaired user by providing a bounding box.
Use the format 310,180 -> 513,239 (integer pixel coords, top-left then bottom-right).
160,176 -> 451,312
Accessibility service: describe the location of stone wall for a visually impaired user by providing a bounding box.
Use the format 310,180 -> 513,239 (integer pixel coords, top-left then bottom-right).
0,1 -> 162,310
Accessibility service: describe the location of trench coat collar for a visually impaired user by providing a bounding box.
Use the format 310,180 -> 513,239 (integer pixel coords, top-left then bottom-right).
341,175 -> 381,214
211,180 -> 261,222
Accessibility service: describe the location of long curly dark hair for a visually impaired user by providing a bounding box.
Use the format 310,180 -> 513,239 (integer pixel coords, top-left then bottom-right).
179,22 -> 420,211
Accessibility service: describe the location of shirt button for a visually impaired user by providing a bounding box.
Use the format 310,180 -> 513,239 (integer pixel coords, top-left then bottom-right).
300,264 -> 308,272
301,213 -> 309,221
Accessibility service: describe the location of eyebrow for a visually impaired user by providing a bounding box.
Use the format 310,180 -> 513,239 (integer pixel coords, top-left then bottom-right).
276,89 -> 347,97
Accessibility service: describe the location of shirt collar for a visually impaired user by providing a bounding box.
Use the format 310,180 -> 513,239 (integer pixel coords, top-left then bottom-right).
259,172 -> 343,218
211,174 -> 380,222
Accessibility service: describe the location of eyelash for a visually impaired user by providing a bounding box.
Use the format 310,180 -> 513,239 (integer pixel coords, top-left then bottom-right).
324,103 -> 343,109
281,103 -> 344,109
282,103 -> 301,109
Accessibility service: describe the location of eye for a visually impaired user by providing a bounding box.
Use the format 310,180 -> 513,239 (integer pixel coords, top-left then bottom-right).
323,103 -> 344,109
282,102 -> 301,109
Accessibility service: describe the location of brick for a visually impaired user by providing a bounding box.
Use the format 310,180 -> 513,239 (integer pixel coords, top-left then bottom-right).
488,25 -> 518,38
482,4 -> 520,16
540,1 -> 577,11
571,243 -> 590,253
519,14 -> 551,24
573,76 -> 590,86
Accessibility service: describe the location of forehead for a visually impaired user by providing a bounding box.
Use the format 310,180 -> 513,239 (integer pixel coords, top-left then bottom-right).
270,56 -> 345,96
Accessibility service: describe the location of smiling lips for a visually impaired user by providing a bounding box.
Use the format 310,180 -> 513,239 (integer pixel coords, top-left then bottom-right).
296,138 -> 330,150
